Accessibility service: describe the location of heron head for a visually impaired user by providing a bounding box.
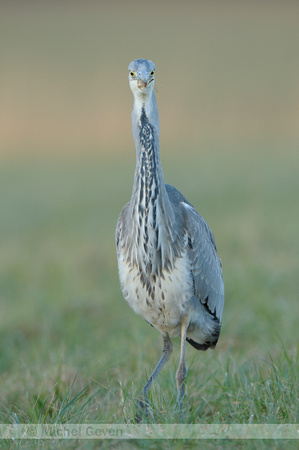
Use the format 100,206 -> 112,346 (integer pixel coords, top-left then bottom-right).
128,59 -> 155,95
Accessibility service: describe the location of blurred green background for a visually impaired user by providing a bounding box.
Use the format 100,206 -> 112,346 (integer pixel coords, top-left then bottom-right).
0,0 -> 298,426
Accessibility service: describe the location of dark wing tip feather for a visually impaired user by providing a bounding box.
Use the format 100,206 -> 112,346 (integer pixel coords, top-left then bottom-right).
186,337 -> 219,351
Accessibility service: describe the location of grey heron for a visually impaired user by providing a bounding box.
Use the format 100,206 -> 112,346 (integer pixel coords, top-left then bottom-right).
116,59 -> 224,415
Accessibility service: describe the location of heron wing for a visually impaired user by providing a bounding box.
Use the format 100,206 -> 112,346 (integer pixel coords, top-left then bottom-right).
165,184 -> 224,322
115,201 -> 130,257
182,201 -> 224,322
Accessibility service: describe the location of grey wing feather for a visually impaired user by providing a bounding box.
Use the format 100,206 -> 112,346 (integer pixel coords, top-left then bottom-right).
115,202 -> 130,256
165,184 -> 224,323
183,201 -> 224,322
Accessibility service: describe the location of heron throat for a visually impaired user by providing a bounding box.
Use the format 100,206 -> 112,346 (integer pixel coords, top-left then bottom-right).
129,103 -> 175,276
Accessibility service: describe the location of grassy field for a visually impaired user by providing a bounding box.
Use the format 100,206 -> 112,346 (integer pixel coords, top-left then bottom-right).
0,1 -> 298,449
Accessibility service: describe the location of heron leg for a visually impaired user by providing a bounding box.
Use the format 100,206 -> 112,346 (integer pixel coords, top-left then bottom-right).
136,333 -> 173,419
175,318 -> 189,409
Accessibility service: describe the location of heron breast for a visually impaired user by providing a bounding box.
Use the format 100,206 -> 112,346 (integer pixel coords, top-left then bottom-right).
118,251 -> 193,332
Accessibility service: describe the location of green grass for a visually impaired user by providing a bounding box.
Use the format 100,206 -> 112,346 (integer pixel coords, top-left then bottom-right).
0,146 -> 298,450
0,1 -> 299,448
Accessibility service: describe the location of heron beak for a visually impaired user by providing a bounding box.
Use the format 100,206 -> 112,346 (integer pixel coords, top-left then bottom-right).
137,79 -> 148,89
137,78 -> 154,91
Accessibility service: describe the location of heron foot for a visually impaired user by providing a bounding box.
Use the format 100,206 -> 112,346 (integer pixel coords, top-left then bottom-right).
175,371 -> 186,422
135,396 -> 149,423
175,390 -> 187,423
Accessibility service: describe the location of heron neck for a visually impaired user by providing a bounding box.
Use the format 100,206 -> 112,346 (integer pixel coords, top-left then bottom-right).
131,90 -> 166,208
131,90 -> 160,159
128,90 -> 177,274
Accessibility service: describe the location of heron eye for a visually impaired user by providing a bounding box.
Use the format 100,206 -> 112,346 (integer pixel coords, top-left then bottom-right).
130,71 -> 136,78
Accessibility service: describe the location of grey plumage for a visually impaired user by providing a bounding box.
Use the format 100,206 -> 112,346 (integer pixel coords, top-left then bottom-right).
116,59 -> 224,414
